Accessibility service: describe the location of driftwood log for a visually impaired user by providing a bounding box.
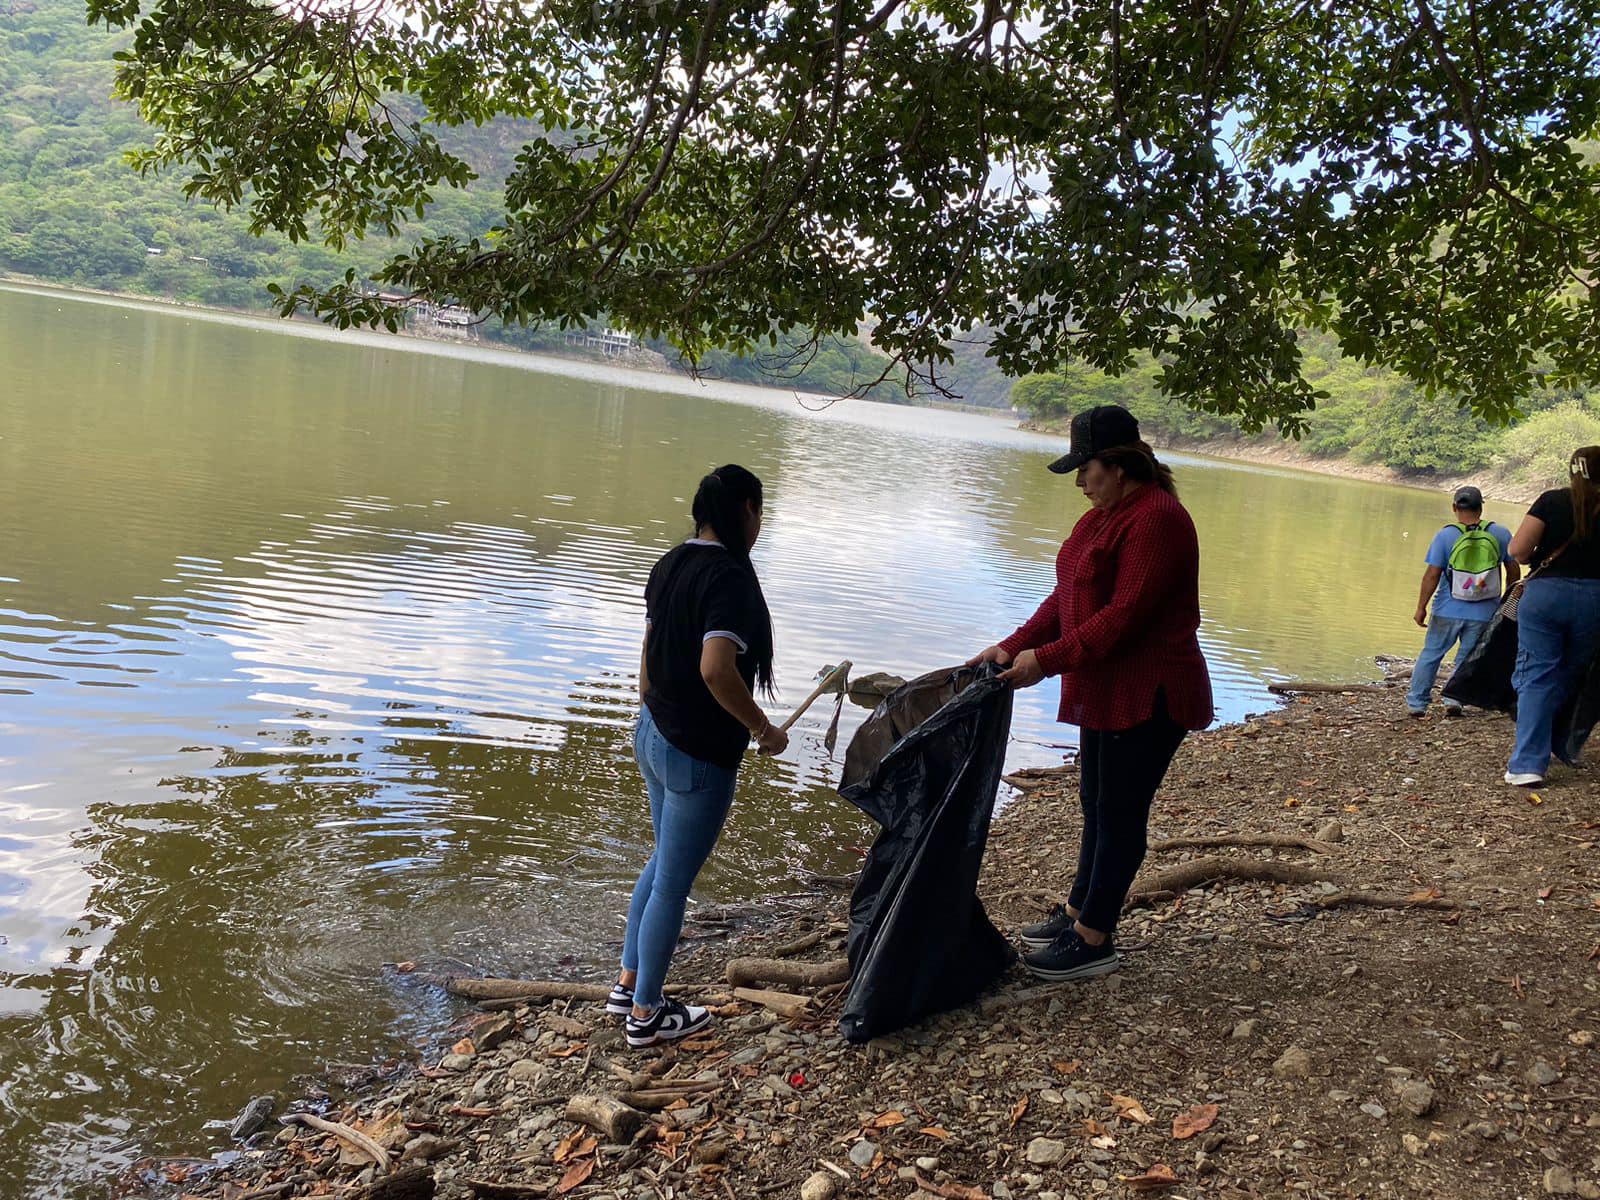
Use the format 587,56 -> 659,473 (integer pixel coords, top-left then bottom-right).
732,986 -> 813,1020
724,956 -> 850,989
564,1094 -> 645,1143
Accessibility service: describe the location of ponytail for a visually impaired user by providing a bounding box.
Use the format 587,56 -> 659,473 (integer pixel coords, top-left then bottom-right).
1571,445 -> 1600,544
691,465 -> 776,696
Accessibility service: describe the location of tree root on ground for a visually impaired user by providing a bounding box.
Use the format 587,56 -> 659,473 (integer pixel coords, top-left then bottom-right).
1148,833 -> 1336,854
1126,856 -> 1334,905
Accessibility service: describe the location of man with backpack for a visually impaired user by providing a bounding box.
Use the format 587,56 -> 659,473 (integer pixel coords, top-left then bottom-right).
1407,485 -> 1520,717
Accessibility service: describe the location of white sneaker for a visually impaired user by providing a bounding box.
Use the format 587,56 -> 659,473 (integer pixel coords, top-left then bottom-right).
1504,772 -> 1544,787
625,998 -> 713,1048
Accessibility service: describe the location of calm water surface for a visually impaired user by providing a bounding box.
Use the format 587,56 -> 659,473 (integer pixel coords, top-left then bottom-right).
0,284 -> 1524,1196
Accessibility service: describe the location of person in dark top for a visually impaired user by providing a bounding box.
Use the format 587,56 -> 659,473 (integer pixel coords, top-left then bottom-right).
1504,445 -> 1600,786
608,465 -> 787,1047
970,405 -> 1212,983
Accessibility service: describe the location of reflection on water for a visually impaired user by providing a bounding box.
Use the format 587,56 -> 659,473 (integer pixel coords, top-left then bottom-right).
0,284 -> 1524,1196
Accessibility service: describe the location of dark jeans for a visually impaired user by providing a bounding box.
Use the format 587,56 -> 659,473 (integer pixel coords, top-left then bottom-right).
1068,692 -> 1187,935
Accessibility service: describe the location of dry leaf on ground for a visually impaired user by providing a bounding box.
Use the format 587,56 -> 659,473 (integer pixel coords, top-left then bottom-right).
1123,1164 -> 1180,1190
1172,1103 -> 1219,1140
1107,1092 -> 1155,1125
555,1156 -> 596,1195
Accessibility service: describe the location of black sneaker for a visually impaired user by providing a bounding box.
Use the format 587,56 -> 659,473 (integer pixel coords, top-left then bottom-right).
625,998 -> 714,1048
1018,904 -> 1077,950
605,982 -> 635,1018
1023,929 -> 1121,982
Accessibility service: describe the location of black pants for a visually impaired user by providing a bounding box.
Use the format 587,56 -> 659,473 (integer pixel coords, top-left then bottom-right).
1068,691 -> 1187,934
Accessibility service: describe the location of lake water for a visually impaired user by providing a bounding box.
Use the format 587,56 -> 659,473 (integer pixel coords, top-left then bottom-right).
0,283 -> 1526,1196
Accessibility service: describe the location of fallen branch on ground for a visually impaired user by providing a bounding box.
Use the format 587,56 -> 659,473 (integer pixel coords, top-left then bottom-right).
280,1112 -> 391,1173
767,929 -> 826,957
732,986 -> 813,1020
978,984 -> 1066,1015
618,1083 -> 722,1110
1267,681 -> 1386,695
1126,856 -> 1335,905
1310,890 -> 1461,911
1149,834 -> 1336,854
725,956 -> 850,989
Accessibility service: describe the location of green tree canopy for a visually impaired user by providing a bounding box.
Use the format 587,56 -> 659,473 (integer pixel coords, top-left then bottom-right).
91,0 -> 1600,431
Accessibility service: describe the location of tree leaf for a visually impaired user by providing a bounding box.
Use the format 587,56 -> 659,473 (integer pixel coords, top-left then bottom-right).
1171,1103 -> 1219,1140
1107,1093 -> 1155,1125
555,1156 -> 596,1194
1122,1164 -> 1180,1190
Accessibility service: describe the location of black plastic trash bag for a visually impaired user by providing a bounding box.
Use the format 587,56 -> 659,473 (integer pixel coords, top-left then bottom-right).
1554,647 -> 1600,765
1442,603 -> 1519,713
836,664 -> 1017,1044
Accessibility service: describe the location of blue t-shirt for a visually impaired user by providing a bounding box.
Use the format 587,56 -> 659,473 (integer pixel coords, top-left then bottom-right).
1426,522 -> 1514,621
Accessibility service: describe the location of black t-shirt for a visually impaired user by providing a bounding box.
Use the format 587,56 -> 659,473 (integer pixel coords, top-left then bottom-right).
1528,488 -> 1600,580
643,541 -> 771,769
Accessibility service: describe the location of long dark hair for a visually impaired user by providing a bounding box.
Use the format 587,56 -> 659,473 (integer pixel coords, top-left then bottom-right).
692,465 -> 775,696
1572,445 -> 1600,543
1095,440 -> 1178,497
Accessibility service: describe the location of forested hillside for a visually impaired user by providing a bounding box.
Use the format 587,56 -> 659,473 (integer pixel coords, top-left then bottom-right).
5,0 -> 1598,465
1010,330 -> 1600,491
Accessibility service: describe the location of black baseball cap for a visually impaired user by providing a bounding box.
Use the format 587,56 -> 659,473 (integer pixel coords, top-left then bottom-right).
1452,485 -> 1484,509
1048,405 -> 1143,474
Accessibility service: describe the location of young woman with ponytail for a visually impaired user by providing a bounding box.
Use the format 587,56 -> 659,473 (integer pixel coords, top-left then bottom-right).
609,464 -> 786,1047
1504,446 -> 1600,786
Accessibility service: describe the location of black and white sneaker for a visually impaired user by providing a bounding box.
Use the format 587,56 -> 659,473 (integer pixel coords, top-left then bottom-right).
1018,904 -> 1076,950
625,998 -> 714,1048
1023,929 -> 1121,982
605,982 -> 635,1018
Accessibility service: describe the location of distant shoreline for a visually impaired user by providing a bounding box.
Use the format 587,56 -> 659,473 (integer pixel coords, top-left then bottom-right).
0,274 -> 1009,420
1021,418 -> 1541,507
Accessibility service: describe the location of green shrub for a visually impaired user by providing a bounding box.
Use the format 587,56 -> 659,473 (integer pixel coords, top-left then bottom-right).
1496,399 -> 1600,489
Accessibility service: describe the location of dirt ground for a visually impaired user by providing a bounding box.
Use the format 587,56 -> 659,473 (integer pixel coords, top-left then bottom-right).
120,676 -> 1600,1200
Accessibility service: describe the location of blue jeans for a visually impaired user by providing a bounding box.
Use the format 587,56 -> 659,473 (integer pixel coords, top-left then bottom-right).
1407,614 -> 1492,713
1510,577 -> 1600,776
621,706 -> 739,1009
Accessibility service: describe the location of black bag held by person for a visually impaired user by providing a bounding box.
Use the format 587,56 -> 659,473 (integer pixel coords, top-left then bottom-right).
1553,647 -> 1600,766
1441,589 -> 1522,714
836,664 -> 1017,1044
1443,540 -> 1573,715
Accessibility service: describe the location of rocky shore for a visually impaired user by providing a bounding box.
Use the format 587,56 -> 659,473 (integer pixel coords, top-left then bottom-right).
118,673 -> 1598,1200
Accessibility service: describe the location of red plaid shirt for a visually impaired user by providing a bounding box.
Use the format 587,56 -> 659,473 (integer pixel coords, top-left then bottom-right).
1000,484 -> 1213,732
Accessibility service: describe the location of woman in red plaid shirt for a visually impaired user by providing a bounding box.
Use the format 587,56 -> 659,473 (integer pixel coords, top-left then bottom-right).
971,405 -> 1212,982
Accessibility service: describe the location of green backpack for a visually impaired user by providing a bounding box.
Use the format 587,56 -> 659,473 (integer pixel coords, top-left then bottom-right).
1445,522 -> 1503,603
